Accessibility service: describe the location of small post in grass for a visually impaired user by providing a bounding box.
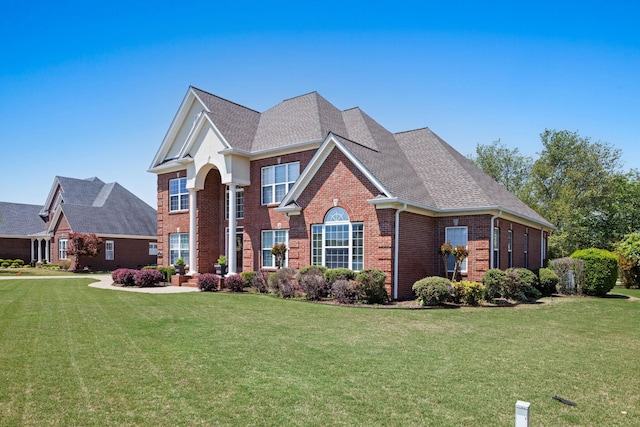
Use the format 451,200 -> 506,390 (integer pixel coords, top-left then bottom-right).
515,400 -> 530,427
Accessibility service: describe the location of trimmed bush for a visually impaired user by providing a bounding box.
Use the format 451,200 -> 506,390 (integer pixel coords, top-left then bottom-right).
299,265 -> 328,276
325,268 -> 357,285
356,269 -> 388,304
1,261 -> 10,268
482,269 -> 506,301
550,257 -> 586,294
330,279 -> 358,304
225,274 -> 245,292
134,269 -> 164,287
571,248 -> 618,297
501,268 -> 540,302
240,271 -> 256,287
112,268 -> 136,286
157,266 -> 176,283
267,267 -> 300,298
537,268 -> 559,296
198,273 -> 219,292
454,281 -> 485,305
412,277 -> 453,306
299,271 -> 328,300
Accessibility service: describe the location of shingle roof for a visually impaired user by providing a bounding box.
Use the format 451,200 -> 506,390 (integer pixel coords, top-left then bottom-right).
187,87 -> 552,227
0,202 -> 45,236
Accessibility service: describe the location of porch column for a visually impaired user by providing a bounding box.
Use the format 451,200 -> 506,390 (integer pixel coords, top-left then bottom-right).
37,238 -> 43,263
188,188 -> 198,275
227,184 -> 237,275
31,239 -> 35,263
45,238 -> 51,263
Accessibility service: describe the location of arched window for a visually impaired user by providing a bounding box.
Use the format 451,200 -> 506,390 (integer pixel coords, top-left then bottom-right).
311,207 -> 364,270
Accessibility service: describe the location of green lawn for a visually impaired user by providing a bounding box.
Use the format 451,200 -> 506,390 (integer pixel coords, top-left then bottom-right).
0,279 -> 638,426
0,267 -> 76,277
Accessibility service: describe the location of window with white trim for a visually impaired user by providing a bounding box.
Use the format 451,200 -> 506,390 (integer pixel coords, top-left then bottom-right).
262,230 -> 288,268
105,241 -> 114,260
311,207 -> 364,271
541,234 -> 547,267
507,230 -> 513,268
169,233 -> 189,265
523,233 -> 529,269
493,227 -> 500,269
169,177 -> 188,211
149,242 -> 158,256
445,226 -> 468,273
58,238 -> 68,260
225,187 -> 244,219
261,162 -> 299,205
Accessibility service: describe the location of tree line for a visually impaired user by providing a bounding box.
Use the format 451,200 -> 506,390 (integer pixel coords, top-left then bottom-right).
468,129 -> 640,259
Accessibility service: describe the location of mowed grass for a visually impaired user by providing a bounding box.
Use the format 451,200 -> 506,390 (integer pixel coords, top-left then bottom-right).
0,279 -> 638,426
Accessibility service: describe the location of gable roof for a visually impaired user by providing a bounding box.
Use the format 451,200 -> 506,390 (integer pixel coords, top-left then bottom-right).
0,202 -> 45,237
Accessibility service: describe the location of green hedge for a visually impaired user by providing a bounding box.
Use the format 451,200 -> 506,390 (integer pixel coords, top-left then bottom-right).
571,248 -> 618,296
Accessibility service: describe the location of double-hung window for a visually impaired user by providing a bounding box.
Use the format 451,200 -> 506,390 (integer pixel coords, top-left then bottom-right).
262,230 -> 289,268
311,207 -> 364,271
105,241 -> 114,260
169,177 -> 188,211
225,187 -> 244,219
445,226 -> 468,273
523,233 -> 529,269
493,227 -> 500,269
507,230 -> 513,268
169,233 -> 189,265
261,162 -> 299,205
58,238 -> 68,260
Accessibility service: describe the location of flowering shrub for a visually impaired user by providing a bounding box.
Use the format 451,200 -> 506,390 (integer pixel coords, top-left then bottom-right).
112,268 -> 137,286
225,274 -> 246,292
134,269 -> 164,287
198,273 -> 219,292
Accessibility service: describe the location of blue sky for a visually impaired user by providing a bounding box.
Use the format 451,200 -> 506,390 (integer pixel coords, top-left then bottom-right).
1,1 -> 638,208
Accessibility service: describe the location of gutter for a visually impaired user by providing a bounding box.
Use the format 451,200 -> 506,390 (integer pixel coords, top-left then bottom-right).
489,210 -> 503,269
393,203 -> 408,300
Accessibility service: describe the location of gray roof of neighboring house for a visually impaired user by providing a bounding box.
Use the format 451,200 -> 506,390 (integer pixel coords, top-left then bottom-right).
190,86 -> 552,227
0,202 -> 46,236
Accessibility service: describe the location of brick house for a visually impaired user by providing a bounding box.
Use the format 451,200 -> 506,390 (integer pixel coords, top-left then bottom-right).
149,87 -> 553,299
0,176 -> 157,270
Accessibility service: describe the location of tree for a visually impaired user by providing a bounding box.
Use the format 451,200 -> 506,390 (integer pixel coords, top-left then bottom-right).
468,139 -> 534,202
66,232 -> 103,270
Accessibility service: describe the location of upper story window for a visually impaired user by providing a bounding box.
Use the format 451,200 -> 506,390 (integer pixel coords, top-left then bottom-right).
169,177 -> 188,211
445,226 -> 468,273
261,162 -> 299,205
225,187 -> 245,219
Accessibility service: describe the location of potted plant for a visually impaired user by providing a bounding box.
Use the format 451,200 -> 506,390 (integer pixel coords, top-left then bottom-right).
175,257 -> 186,275
215,254 -> 228,275
271,243 -> 287,269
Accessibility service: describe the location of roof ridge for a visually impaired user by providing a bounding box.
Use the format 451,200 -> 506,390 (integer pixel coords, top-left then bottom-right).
394,127 -> 432,135
280,91 -> 319,103
332,133 -> 380,153
190,86 -> 260,114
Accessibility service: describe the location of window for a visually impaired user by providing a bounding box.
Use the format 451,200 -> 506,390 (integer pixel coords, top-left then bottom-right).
507,230 -> 513,268
261,162 -> 299,204
225,187 -> 244,219
445,226 -> 468,273
149,242 -> 158,256
58,238 -> 68,260
169,177 -> 188,211
262,230 -> 289,268
542,234 -> 547,267
493,227 -> 500,269
311,207 -> 364,271
169,233 -> 189,265
105,241 -> 114,260
523,233 -> 529,269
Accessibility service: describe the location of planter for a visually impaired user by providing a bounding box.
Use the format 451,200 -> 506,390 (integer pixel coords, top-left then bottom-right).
176,264 -> 185,275
214,264 -> 228,276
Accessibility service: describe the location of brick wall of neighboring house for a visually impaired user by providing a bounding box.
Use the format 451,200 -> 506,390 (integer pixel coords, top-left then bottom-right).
76,238 -> 157,271
51,214 -> 73,265
397,212 -> 437,300
157,171 -> 190,267
0,237 -> 32,262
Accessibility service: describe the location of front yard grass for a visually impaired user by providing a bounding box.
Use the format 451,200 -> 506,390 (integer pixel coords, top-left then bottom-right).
0,278 -> 638,426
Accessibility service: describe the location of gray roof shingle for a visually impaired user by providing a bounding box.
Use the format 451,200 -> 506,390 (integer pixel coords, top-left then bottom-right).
0,202 -> 46,236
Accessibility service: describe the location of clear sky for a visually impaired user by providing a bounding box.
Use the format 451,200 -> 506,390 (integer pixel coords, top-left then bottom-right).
1,1 -> 638,208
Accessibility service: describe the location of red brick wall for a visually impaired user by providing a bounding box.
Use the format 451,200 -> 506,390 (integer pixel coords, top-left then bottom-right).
76,238 -> 157,271
52,214 -> 73,265
397,212 -> 436,299
0,237 -> 32,262
156,171 -> 190,267
196,170 -> 223,273
492,219 -> 546,271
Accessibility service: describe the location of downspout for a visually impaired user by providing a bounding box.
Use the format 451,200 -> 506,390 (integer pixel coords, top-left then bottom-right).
393,203 -> 408,300
489,210 -> 502,269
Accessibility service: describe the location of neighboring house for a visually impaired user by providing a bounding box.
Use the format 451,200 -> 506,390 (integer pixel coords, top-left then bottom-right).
0,176 -> 158,270
149,86 -> 553,299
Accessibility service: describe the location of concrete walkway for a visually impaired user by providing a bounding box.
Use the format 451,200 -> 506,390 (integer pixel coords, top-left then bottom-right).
0,274 -> 199,293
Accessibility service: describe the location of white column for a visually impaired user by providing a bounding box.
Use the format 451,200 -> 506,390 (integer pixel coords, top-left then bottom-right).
31,239 -> 35,263
188,188 -> 198,275
37,238 -> 43,263
227,184 -> 237,275
45,239 -> 51,263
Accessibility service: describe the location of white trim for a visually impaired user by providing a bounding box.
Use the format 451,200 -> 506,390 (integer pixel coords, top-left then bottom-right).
445,226 -> 469,273
393,204 -> 407,300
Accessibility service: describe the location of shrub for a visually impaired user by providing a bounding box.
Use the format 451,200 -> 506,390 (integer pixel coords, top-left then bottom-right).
157,266 -> 176,282
615,232 -> 640,288
225,274 -> 245,292
299,265 -> 328,276
482,269 -> 506,301
412,277 -> 453,306
501,268 -> 540,302
198,273 -> 219,292
571,248 -> 618,296
325,268 -> 357,285
330,279 -> 358,304
249,269 -> 269,293
59,259 -> 71,270
299,271 -> 328,300
267,267 -> 300,298
112,268 -> 136,286
453,281 -> 485,305
356,269 -> 388,304
537,268 -> 559,296
11,259 -> 24,267
240,271 -> 256,287
550,257 -> 585,294
1,261 -> 10,268
134,269 -> 164,287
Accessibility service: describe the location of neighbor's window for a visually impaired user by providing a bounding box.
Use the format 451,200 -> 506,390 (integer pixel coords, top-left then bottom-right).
169,233 -> 189,265
262,230 -> 289,268
507,230 -> 513,268
58,238 -> 68,259
311,207 -> 364,271
261,162 -> 299,204
523,233 -> 529,269
225,187 -> 245,219
493,227 -> 500,269
149,242 -> 158,256
105,241 -> 114,260
445,226 -> 468,273
169,177 -> 188,211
